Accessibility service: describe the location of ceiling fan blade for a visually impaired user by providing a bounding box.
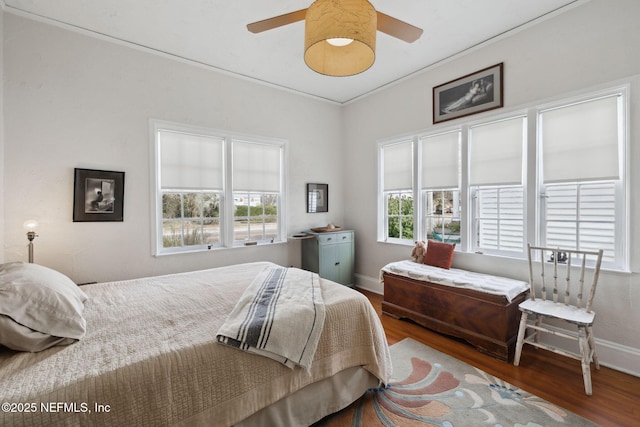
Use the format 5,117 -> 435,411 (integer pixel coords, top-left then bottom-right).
377,11 -> 423,43
247,9 -> 307,34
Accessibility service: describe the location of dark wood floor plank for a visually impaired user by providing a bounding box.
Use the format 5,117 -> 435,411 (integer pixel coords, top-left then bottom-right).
360,289 -> 640,427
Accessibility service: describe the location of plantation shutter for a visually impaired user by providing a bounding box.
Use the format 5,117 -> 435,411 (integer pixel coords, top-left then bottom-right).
159,130 -> 224,190
469,116 -> 525,186
383,140 -> 413,191
420,131 -> 460,189
476,187 -> 525,252
232,140 -> 281,192
544,182 -> 616,261
541,95 -> 620,183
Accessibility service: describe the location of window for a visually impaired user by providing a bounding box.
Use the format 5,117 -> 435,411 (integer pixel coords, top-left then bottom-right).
162,192 -> 221,249
379,140 -> 414,243
232,192 -> 279,243
420,131 -> 461,244
157,129 -> 224,252
386,191 -> 414,240
469,116 -> 526,255
376,85 -> 628,271
232,140 -> 282,244
539,94 -> 625,268
424,190 -> 461,243
152,122 -> 285,255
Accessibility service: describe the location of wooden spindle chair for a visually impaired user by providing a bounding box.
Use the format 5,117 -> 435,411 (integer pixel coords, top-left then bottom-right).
513,243 -> 604,395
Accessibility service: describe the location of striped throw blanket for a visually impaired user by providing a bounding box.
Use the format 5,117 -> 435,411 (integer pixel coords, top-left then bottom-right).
216,266 -> 325,369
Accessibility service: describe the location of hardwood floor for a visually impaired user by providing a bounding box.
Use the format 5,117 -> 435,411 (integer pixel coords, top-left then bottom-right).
360,289 -> 640,427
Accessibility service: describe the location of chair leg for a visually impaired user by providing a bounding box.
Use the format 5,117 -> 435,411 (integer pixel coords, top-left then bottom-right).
533,315 -> 542,344
578,326 -> 593,395
513,312 -> 528,366
586,325 -> 600,370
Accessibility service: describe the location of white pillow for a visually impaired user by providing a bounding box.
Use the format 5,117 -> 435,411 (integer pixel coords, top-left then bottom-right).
0,315 -> 75,352
0,262 -> 88,351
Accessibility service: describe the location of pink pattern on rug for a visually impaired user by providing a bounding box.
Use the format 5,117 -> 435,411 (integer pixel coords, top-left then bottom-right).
316,339 -> 598,427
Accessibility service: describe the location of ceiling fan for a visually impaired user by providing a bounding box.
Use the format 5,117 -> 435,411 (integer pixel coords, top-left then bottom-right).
247,0 -> 423,77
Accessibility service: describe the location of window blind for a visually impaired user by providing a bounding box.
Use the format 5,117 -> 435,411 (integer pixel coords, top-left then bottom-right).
383,140 -> 413,191
159,130 -> 224,190
232,140 -> 281,192
540,95 -> 620,183
469,116 -> 525,186
420,131 -> 460,189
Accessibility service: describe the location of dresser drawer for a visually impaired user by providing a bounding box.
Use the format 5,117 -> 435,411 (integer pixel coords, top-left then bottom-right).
318,232 -> 352,245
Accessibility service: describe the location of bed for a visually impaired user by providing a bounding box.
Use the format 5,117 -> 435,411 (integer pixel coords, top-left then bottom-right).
381,260 -> 529,361
0,261 -> 391,426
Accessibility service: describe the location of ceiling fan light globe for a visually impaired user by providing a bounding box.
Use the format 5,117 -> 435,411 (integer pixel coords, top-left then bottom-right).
326,37 -> 354,47
304,0 -> 377,76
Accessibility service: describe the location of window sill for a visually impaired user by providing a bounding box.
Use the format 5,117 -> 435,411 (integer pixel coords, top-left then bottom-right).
154,239 -> 286,257
378,238 -> 415,247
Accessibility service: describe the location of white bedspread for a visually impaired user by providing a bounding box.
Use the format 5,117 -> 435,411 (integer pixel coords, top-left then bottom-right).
381,259 -> 529,302
0,262 -> 391,427
217,266 -> 325,369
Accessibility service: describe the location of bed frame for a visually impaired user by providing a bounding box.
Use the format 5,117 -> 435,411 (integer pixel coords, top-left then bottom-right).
381,271 -> 527,362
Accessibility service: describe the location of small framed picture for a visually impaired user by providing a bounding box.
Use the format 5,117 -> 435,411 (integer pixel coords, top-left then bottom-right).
73,168 -> 125,222
307,183 -> 328,213
433,63 -> 503,124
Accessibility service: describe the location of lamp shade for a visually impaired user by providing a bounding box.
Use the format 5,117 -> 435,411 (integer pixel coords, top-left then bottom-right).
304,0 -> 377,76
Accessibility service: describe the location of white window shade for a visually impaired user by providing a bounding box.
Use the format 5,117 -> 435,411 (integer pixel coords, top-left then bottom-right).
160,130 -> 224,190
420,132 -> 460,189
233,140 -> 281,192
470,117 -> 525,186
541,95 -> 620,183
383,141 -> 413,191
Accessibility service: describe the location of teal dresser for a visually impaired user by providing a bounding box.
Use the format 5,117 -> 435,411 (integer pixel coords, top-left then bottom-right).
301,230 -> 354,286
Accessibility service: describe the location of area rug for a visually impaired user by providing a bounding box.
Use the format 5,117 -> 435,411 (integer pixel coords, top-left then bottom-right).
319,338 -> 599,427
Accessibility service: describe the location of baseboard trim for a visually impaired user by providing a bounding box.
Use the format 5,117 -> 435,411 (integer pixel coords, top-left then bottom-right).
354,273 -> 383,295
540,325 -> 640,378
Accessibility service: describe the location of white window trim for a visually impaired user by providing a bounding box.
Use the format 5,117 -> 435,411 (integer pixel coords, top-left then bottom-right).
150,119 -> 288,256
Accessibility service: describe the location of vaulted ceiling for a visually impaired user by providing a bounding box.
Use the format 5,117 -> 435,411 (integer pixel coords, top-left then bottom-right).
3,0 -> 580,103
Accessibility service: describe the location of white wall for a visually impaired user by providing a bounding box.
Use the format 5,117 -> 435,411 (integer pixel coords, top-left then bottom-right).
343,0 -> 640,375
2,13 -> 344,284
0,9 -> 5,264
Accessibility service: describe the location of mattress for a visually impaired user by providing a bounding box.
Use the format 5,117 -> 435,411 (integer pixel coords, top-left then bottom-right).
0,262 -> 391,426
381,259 -> 529,302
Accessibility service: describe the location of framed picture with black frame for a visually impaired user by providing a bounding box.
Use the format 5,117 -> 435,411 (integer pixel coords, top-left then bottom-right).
433,63 -> 503,124
73,168 -> 125,222
307,183 -> 328,213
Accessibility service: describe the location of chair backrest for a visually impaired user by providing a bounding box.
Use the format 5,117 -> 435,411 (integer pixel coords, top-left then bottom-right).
526,244 -> 604,312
